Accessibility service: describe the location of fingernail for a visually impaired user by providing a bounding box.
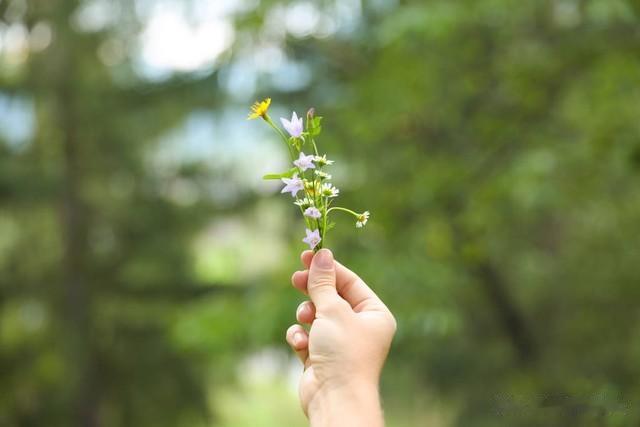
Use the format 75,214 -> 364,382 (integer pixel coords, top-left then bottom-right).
314,249 -> 333,269
296,304 -> 307,317
293,332 -> 303,346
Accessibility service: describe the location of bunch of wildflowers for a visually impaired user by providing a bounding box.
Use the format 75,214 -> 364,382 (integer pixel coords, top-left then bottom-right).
248,98 -> 369,251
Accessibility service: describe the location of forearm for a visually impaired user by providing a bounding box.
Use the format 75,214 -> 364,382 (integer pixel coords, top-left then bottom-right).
308,381 -> 384,427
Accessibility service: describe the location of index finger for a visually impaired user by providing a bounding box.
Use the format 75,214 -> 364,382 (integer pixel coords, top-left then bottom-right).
301,250 -> 314,268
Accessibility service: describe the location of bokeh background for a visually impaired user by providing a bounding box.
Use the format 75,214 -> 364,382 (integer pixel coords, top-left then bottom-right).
2,0 -> 640,425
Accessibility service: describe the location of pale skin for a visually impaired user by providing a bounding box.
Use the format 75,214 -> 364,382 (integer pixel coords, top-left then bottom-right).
286,248 -> 397,427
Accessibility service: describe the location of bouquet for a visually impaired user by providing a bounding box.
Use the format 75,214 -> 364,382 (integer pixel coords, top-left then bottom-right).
248,98 -> 369,251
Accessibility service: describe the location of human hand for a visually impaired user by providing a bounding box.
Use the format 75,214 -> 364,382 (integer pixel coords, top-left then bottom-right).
286,249 -> 396,427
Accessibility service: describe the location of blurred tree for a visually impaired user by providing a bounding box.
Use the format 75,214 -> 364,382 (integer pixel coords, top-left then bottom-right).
0,0 -> 254,426
233,0 -> 640,425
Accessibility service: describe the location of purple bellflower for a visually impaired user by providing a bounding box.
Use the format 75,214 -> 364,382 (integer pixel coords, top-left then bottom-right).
302,228 -> 321,250
280,112 -> 304,138
294,152 -> 316,171
281,174 -> 304,197
304,207 -> 322,219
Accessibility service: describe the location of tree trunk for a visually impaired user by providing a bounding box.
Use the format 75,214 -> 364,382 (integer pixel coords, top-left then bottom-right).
53,0 -> 99,424
474,261 -> 538,364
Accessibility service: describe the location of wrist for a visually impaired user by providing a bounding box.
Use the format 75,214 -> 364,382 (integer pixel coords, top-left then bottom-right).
307,379 -> 383,427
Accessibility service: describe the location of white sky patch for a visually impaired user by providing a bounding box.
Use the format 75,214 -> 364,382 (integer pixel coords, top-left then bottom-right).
285,2 -> 321,38
138,5 -> 234,74
132,0 -> 260,77
275,0 -> 361,40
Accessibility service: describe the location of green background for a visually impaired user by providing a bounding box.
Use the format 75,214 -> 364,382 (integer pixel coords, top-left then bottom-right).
1,0 -> 640,425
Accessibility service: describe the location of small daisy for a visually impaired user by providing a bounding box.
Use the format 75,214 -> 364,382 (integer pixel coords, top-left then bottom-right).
321,183 -> 340,198
314,154 -> 334,166
294,197 -> 314,208
314,170 -> 332,180
356,211 -> 370,228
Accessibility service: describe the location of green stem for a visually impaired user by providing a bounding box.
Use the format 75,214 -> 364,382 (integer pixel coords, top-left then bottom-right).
321,196 -> 329,248
263,114 -> 328,251
264,115 -> 314,229
264,114 -> 296,160
327,206 -> 360,218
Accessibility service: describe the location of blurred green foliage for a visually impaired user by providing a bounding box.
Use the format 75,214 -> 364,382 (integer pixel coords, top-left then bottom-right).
1,0 -> 640,426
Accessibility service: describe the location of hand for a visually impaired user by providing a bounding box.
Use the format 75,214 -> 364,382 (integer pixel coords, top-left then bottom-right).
286,249 -> 396,427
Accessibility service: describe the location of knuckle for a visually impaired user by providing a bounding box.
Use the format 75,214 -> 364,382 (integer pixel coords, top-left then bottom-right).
308,276 -> 335,291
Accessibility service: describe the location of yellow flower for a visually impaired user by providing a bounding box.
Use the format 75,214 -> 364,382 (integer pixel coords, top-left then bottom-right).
248,98 -> 271,120
304,180 -> 320,197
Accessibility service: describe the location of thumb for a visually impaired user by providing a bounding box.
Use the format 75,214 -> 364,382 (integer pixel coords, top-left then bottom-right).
307,249 -> 340,310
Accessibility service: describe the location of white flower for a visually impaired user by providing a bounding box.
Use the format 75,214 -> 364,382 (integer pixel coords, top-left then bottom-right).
355,211 -> 370,228
321,183 -> 339,198
294,197 -> 314,208
314,154 -> 334,167
314,170 -> 332,180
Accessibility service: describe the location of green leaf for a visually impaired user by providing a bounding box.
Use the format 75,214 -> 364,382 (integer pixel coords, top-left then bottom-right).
262,167 -> 297,180
308,116 -> 323,137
